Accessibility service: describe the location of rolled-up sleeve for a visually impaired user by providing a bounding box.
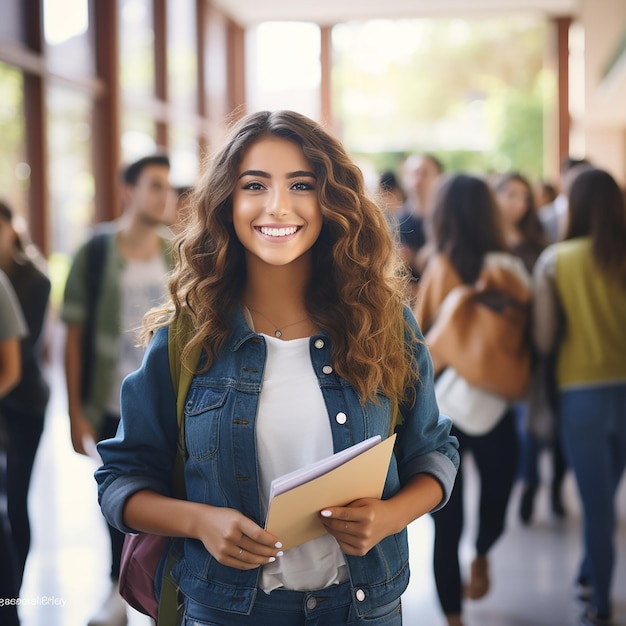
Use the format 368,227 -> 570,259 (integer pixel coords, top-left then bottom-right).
95,327 -> 178,533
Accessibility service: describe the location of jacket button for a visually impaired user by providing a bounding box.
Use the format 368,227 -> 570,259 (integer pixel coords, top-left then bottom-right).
335,412 -> 347,424
322,365 -> 333,374
314,338 -> 324,349
355,589 -> 366,602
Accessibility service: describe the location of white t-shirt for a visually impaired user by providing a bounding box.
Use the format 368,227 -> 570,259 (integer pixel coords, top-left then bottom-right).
255,333 -> 348,592
105,254 -> 169,414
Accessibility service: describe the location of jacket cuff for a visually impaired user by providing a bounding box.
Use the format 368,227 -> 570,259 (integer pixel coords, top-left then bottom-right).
400,450 -> 459,512
99,474 -> 171,534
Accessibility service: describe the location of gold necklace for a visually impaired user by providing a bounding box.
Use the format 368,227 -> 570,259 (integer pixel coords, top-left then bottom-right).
246,307 -> 310,338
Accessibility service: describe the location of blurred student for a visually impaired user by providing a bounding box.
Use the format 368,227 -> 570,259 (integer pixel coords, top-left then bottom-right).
415,174 -> 531,626
533,168 -> 626,626
376,171 -> 409,266
533,178 -> 557,214
537,157 -> 592,243
0,267 -> 27,626
399,153 -> 443,281
492,173 -> 567,523
61,154 -> 173,626
377,170 -> 405,217
0,201 -> 51,592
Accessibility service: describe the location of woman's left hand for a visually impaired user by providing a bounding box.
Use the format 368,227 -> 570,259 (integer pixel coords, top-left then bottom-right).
318,474 -> 444,556
318,498 -> 399,556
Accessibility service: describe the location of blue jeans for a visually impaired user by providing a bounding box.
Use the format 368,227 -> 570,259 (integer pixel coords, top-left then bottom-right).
181,581 -> 402,625
560,383 -> 626,616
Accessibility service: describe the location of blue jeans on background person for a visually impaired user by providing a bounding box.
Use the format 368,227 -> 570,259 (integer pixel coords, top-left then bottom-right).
182,580 -> 402,626
515,401 -> 567,523
559,383 -> 626,618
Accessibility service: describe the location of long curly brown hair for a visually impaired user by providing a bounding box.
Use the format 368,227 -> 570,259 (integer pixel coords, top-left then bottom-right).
145,110 -> 417,406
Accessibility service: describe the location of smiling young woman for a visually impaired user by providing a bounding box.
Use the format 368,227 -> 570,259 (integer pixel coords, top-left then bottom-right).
231,135 -> 324,339
95,110 -> 459,626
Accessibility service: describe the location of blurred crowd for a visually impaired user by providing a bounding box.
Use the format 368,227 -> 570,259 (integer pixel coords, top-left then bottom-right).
1,144 -> 625,626
377,153 -> 625,626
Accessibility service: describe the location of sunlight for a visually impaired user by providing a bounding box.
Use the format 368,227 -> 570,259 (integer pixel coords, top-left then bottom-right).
43,0 -> 88,45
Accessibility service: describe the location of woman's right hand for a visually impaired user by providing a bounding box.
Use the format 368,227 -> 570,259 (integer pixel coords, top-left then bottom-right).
122,490 -> 283,570
195,505 -> 283,570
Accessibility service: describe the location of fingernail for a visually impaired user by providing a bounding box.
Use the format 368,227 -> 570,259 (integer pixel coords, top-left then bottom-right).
276,551 -> 284,557
321,510 -> 332,517
275,542 -> 283,549
268,557 -> 276,563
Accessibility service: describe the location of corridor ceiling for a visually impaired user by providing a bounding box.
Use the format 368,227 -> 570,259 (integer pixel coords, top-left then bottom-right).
211,0 -> 580,26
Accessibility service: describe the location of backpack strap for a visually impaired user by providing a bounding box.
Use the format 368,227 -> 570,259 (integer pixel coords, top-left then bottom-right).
168,312 -> 202,491
81,232 -> 108,401
158,313 -> 201,626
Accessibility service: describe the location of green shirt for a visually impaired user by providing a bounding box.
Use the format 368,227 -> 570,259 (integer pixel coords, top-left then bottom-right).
533,237 -> 626,389
61,228 -> 172,431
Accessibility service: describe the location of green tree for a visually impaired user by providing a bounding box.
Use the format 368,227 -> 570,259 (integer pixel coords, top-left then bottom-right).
332,17 -> 552,180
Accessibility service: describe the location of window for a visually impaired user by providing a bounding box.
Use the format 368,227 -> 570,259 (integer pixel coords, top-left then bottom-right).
0,63 -> 27,217
246,22 -> 321,120
121,111 -> 157,163
47,85 -> 94,255
119,0 -> 155,101
167,0 -> 198,112
44,0 -> 94,77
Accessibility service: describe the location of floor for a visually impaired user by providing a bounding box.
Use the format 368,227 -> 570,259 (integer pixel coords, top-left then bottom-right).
13,334 -> 626,626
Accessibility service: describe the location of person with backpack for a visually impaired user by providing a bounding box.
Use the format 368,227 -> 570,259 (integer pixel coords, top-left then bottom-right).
413,173 -> 532,626
95,110 -> 459,626
61,154 -> 174,626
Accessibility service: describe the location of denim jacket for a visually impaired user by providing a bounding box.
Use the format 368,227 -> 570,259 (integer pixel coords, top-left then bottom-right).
96,306 -> 459,617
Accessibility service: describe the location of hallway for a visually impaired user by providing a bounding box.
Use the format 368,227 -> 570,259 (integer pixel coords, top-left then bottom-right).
15,338 -> 626,626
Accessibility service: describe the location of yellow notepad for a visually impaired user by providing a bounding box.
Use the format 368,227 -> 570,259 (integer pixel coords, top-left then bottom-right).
265,434 -> 397,550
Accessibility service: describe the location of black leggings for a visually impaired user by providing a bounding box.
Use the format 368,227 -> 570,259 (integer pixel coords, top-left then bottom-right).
2,406 -> 45,589
99,414 -> 125,581
431,411 -> 519,615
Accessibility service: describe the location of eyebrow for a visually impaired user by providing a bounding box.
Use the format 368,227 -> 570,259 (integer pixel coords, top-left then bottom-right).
238,169 -> 316,180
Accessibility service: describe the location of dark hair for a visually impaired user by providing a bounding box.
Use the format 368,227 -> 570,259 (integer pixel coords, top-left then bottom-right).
0,199 -> 47,273
494,172 -> 547,267
429,173 -> 507,284
0,200 -> 13,224
0,200 -> 23,253
561,156 -> 591,175
566,168 -> 626,284
122,154 -> 170,186
536,178 -> 557,204
379,171 -> 400,192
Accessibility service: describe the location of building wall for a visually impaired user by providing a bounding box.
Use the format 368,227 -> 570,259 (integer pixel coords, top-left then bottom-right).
580,0 -> 626,183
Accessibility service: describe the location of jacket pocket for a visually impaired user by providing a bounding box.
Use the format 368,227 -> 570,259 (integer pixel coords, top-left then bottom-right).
184,386 -> 229,461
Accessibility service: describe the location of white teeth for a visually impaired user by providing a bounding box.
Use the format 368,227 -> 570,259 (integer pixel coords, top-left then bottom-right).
259,226 -> 298,237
